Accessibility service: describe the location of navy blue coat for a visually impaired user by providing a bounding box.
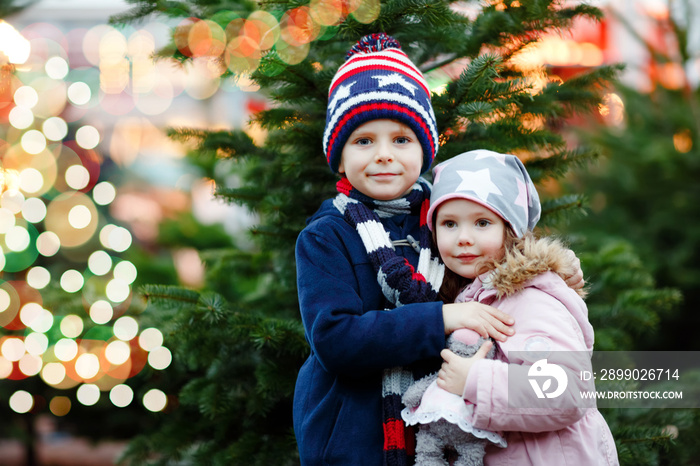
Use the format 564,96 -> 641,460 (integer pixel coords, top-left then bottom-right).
294,199 -> 446,465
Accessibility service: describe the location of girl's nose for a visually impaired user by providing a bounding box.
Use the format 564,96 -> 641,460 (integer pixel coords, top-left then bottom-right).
457,228 -> 473,246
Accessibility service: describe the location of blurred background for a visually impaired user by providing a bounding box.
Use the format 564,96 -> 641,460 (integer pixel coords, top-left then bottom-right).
1,0 -> 698,464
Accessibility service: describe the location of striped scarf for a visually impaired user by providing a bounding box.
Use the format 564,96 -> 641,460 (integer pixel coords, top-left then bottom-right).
333,177 -> 444,466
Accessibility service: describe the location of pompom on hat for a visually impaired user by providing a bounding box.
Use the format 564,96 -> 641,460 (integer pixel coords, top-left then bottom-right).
427,150 -> 541,237
323,33 -> 439,174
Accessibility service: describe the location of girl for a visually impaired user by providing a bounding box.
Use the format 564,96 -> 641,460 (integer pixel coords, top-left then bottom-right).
404,150 -> 618,465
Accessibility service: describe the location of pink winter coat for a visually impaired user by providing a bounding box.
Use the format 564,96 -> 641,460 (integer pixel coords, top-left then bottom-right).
458,237 -> 619,466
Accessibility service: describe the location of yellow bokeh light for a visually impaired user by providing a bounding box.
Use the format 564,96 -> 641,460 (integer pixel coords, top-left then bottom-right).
75,353 -> 100,379
45,192 -> 99,248
0,207 -> 16,233
0,20 -> 31,64
0,357 -> 12,379
49,396 -> 72,416
60,315 -> 84,339
41,362 -> 67,386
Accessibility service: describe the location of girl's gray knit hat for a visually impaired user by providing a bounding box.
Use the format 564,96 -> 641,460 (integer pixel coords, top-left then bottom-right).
426,150 -> 541,237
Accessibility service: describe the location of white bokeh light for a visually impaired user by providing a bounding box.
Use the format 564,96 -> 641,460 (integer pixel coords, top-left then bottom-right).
76,384 -> 100,406
113,316 -> 138,341
148,346 -> 172,370
41,362 -> 66,386
143,388 -> 167,412
60,269 -> 85,293
138,328 -> 164,352
9,390 -> 34,414
110,384 -> 134,408
88,250 -> 112,276
68,204 -> 92,229
76,125 -> 100,149
105,340 -> 131,365
89,300 -> 114,324
45,56 -> 69,79
36,231 -> 61,256
26,266 -> 51,290
93,181 -> 116,205
21,130 -> 47,155
65,165 -> 90,190
67,82 -> 92,105
75,353 -> 100,379
43,117 -> 69,141
21,197 -> 47,223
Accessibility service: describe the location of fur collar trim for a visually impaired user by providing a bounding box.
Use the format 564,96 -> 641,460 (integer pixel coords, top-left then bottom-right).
487,235 -> 587,299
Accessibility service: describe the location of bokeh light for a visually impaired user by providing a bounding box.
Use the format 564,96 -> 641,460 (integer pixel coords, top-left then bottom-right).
109,384 -> 133,407
9,390 -> 34,414
26,266 -> 51,289
113,316 -> 138,341
143,388 -> 167,412
76,383 -> 100,406
147,346 -> 172,370
89,300 -> 113,324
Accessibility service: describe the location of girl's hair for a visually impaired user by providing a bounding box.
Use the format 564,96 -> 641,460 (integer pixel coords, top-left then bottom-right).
436,215 -> 531,303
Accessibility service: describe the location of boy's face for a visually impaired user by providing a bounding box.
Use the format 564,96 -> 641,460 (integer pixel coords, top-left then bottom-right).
338,119 -> 423,201
435,198 -> 506,280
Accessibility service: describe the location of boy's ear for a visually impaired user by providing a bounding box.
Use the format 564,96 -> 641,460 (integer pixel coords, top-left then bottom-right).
337,159 -> 345,174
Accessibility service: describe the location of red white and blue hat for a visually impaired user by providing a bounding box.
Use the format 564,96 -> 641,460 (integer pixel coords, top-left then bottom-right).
323,33 -> 438,174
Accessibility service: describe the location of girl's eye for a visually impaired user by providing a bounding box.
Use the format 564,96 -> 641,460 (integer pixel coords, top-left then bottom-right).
476,219 -> 491,227
442,220 -> 457,229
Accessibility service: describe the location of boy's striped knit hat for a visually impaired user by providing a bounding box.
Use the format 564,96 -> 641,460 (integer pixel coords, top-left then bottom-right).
323,33 -> 438,174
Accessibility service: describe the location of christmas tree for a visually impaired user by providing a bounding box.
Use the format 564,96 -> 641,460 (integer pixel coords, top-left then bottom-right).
112,0 -> 684,464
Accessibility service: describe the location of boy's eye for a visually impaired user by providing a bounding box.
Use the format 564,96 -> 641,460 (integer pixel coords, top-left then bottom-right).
355,137 -> 372,145
395,136 -> 410,144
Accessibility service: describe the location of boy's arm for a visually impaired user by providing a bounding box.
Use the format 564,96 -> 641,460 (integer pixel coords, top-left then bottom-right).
296,228 -> 446,376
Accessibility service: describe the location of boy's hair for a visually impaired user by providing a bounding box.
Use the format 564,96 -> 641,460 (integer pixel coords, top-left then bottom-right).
323,33 -> 438,174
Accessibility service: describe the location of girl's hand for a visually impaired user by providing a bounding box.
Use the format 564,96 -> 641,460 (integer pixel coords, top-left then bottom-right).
437,341 -> 493,396
442,302 -> 514,341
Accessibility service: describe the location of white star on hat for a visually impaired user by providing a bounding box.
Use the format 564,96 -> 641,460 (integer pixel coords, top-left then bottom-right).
455,169 -> 502,201
374,73 -> 417,95
474,150 -> 507,165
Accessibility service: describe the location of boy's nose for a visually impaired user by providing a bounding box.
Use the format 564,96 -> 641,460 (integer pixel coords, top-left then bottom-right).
374,141 -> 393,163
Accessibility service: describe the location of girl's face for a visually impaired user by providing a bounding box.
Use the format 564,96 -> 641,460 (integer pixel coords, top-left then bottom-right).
338,119 -> 423,201
435,198 -> 506,279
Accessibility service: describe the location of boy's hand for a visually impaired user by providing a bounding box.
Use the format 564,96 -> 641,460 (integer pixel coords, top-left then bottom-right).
563,249 -> 585,290
436,341 -> 492,396
442,302 -> 514,341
